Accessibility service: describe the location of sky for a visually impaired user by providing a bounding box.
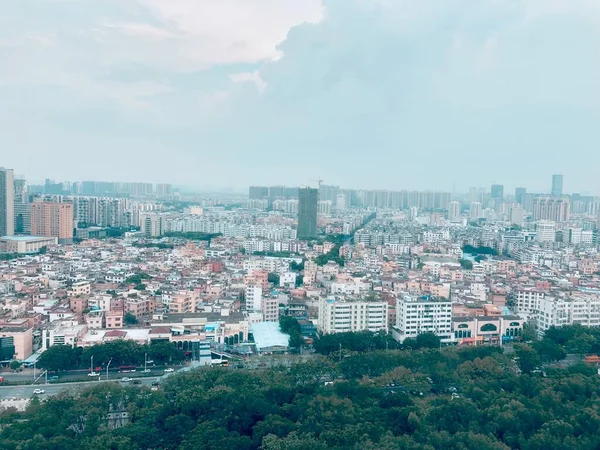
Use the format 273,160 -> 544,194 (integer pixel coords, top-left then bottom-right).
1,0 -> 600,194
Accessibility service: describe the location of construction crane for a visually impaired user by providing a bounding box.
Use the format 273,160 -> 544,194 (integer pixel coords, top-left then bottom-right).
310,178 -> 324,189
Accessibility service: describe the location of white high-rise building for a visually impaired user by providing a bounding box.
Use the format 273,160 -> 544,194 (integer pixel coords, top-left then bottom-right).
245,283 -> 263,312
318,296 -> 388,334
394,293 -> 453,343
448,201 -> 461,222
139,213 -> 164,237
514,289 -> 545,321
469,202 -> 482,220
336,194 -> 346,211
536,220 -> 556,242
0,168 -> 15,236
510,205 -> 524,227
536,294 -> 600,337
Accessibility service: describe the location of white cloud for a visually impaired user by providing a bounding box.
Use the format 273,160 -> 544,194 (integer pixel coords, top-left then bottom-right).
229,70 -> 266,93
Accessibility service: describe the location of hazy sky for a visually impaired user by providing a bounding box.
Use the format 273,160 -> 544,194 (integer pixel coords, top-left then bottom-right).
1,0 -> 600,194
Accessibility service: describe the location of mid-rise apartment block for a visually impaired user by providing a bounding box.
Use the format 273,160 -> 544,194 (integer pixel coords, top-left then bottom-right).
30,202 -> 73,242
318,296 -> 388,334
393,293 -> 452,343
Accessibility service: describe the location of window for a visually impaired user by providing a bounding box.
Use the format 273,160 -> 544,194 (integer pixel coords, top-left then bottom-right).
480,323 -> 498,332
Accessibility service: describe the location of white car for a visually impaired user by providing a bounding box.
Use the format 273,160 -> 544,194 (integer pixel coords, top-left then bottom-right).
164,368 -> 175,373
142,369 -> 152,373
121,377 -> 132,382
88,372 -> 100,377
33,389 -> 45,395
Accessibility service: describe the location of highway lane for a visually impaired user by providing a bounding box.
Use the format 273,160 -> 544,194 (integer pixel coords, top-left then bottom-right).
0,377 -> 162,400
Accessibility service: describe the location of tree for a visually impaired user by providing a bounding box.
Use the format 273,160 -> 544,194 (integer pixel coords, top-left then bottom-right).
37,345 -> 82,372
123,313 -> 138,326
268,273 -> 280,285
514,344 -> 542,374
534,339 -> 567,363
295,275 -> 304,287
415,332 -> 441,349
9,360 -> 21,371
459,259 -> 473,270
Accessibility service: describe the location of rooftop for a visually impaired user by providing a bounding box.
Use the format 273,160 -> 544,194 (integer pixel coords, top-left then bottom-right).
250,322 -> 289,350
0,235 -> 55,242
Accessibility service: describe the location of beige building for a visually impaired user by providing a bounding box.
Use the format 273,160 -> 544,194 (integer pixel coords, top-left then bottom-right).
30,202 -> 74,241
0,327 -> 33,360
0,235 -> 57,254
105,309 -> 124,329
452,316 -> 523,345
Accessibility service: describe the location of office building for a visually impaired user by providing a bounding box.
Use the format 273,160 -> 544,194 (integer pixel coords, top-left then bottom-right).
393,294 -> 453,343
514,187 -> 526,205
318,296 -> 388,334
0,168 -> 15,236
13,177 -> 30,234
490,184 -> 504,200
469,202 -> 482,220
448,201 -> 461,222
297,187 -> 318,239
551,174 -> 563,197
30,202 -> 74,242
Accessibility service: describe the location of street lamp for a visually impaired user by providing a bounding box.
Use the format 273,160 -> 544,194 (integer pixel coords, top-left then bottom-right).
106,357 -> 113,381
90,355 -> 94,377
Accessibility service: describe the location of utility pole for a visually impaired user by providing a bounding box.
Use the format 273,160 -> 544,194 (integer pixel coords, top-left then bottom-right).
33,361 -> 36,381
339,343 -> 342,362
106,357 -> 112,381
144,353 -> 147,372
90,355 -> 94,376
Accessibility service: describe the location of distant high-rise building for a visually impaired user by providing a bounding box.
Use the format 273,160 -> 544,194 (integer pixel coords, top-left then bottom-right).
448,201 -> 461,222
298,187 -> 318,239
249,186 -> 269,200
336,193 -> 346,211
491,184 -> 504,200
551,174 -> 563,197
319,185 -> 340,203
469,202 -> 482,220
30,202 -> 73,242
0,168 -> 15,236
533,197 -> 570,223
155,183 -> 172,199
139,213 -> 164,237
510,205 -> 524,227
514,187 -> 526,205
14,177 -> 30,234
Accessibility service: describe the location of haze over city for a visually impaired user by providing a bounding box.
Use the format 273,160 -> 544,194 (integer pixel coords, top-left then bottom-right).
1,0 -> 600,193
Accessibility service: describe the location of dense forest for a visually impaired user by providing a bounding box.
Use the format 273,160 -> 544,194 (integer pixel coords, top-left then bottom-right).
2,326 -> 600,449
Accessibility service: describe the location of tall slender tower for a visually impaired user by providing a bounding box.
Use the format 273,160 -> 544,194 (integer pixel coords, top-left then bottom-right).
551,174 -> 563,197
297,187 -> 318,239
0,168 -> 15,236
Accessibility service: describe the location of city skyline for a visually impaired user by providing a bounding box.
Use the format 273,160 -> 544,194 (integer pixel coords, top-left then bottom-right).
1,1 -> 600,193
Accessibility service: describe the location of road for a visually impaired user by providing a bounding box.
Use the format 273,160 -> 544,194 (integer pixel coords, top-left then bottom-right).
0,366 -> 177,384
0,376 -> 162,400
